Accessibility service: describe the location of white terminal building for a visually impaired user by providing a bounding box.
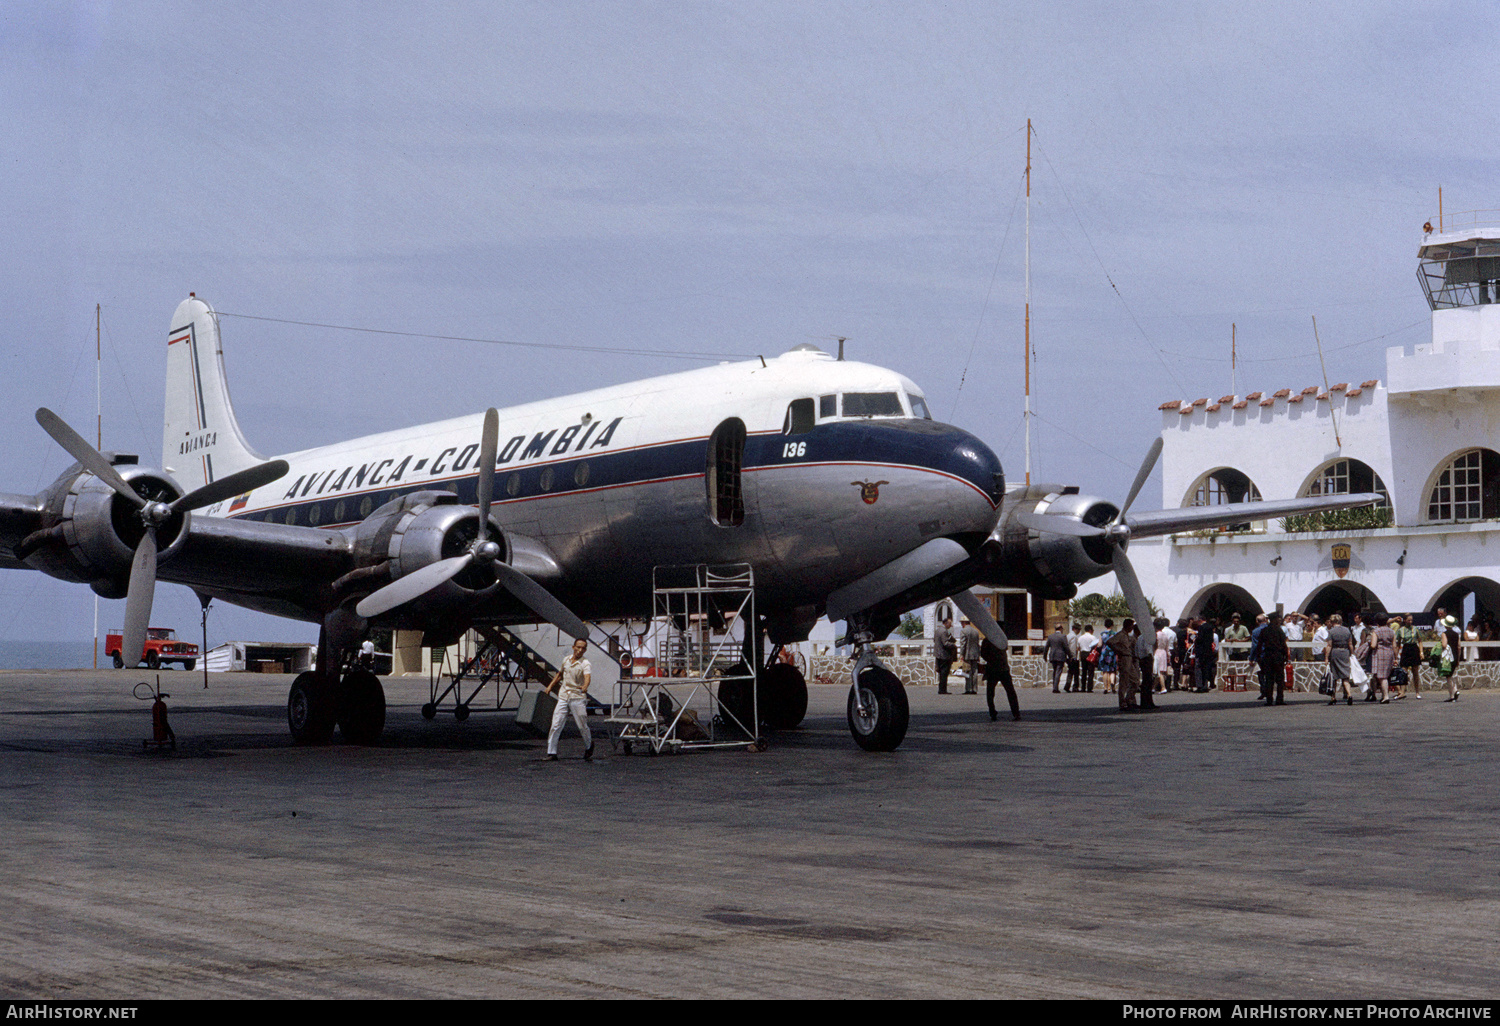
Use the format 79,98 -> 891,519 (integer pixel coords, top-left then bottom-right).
1129,210 -> 1500,633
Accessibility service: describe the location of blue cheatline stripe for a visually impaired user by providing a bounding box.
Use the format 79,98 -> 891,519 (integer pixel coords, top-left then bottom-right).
232,419 -> 1000,527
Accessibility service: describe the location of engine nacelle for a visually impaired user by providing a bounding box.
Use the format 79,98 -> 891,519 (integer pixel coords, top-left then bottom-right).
981,488 -> 1119,599
19,459 -> 189,598
346,491 -> 508,617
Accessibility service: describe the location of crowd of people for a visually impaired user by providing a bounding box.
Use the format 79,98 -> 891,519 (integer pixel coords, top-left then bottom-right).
931,606 -> 1479,720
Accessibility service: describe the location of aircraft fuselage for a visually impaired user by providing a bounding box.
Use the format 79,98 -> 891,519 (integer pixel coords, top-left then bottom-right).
193,346 -> 1005,627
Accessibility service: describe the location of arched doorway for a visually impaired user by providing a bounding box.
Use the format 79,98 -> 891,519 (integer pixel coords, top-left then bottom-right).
1302,582 -> 1386,621
1184,583 -> 1263,626
1427,576 -> 1500,642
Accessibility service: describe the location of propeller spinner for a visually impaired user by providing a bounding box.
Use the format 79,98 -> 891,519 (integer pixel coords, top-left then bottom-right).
1015,437 -> 1163,631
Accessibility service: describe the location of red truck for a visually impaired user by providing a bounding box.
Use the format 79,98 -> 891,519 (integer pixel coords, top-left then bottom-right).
105,628 -> 199,670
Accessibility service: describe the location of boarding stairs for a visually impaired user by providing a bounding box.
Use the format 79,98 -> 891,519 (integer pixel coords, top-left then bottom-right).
422,621 -> 627,722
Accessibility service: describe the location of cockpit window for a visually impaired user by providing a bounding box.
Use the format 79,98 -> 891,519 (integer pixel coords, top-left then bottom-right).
908,394 -> 931,420
783,398 -> 815,435
841,392 -> 904,418
819,394 -> 837,419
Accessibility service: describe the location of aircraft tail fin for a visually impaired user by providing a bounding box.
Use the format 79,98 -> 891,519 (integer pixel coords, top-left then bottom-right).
162,296 -> 266,492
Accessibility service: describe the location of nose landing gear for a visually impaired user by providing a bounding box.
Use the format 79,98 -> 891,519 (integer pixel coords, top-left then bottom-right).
844,615 -> 910,752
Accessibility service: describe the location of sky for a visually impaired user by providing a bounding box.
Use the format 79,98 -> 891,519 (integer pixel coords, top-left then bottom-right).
2,1 -> 1497,646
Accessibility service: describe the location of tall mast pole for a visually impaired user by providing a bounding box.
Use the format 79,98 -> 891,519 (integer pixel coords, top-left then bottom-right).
1024,118 -> 1032,488
1231,323 -> 1237,397
93,304 -> 100,670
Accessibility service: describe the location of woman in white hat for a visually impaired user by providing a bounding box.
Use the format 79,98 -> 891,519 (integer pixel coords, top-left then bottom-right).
1441,615 -> 1462,702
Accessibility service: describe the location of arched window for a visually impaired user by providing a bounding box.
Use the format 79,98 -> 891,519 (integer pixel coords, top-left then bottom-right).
1428,449 -> 1500,523
1184,468 -> 1263,532
1305,458 -> 1389,507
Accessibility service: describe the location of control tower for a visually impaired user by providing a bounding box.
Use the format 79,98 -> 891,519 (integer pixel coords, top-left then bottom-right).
1400,211 -> 1500,395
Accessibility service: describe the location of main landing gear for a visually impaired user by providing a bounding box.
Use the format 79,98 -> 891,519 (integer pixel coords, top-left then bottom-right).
287,668 -> 386,746
760,655 -> 809,731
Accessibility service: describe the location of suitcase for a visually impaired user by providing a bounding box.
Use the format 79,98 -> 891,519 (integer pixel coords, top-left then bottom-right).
516,689 -> 558,737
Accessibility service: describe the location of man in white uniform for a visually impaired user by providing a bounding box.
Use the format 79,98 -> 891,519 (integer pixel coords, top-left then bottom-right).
545,637 -> 593,762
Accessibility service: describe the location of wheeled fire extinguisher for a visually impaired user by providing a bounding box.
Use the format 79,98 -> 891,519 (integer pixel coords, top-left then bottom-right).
135,677 -> 176,751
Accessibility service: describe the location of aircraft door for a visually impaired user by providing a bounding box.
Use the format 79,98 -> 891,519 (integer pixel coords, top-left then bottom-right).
706,418 -> 746,527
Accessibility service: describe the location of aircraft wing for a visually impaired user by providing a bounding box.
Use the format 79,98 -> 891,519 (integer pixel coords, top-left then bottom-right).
156,515 -> 355,617
1124,492 -> 1384,539
0,491 -> 45,571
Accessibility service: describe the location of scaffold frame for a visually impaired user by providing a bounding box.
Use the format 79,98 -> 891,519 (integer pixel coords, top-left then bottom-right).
608,563 -> 761,754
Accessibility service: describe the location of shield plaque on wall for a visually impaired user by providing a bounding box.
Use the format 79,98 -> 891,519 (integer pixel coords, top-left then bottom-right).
1331,543 -> 1351,579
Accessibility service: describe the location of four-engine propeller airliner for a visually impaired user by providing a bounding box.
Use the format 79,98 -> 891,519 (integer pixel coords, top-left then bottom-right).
0,297 -> 1378,750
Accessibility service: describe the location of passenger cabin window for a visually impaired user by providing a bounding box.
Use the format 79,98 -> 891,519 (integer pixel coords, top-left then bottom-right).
841,391 -> 904,418
908,394 -> 931,420
783,398 -> 815,435
706,418 -> 746,527
819,394 -> 837,418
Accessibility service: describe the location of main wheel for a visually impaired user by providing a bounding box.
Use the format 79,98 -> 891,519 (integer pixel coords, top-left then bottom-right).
846,665 -> 909,752
338,669 -> 386,745
288,672 -> 336,745
761,662 -> 808,730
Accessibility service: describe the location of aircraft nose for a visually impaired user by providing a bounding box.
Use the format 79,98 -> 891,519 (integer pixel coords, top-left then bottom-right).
945,427 -> 1005,509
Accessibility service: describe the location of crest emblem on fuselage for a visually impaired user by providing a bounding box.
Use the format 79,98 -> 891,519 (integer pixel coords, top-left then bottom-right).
852,480 -> 889,504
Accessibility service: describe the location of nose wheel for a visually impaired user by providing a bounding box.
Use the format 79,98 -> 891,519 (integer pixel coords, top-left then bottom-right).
847,665 -> 909,752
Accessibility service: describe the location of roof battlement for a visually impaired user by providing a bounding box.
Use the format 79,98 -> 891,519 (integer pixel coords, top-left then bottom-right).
1161,381 -> 1380,426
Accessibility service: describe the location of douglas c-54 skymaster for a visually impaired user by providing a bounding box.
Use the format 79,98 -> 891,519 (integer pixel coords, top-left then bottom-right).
0,297 -> 1378,751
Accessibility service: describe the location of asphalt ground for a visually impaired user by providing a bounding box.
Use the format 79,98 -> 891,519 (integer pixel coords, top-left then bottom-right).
0,669 -> 1496,1000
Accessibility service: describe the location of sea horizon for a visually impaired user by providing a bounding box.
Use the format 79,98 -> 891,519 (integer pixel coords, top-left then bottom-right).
0,640 -> 101,670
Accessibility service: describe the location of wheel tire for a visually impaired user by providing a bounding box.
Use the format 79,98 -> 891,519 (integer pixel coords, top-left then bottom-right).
454,703 -> 470,723
420,703 -> 437,720
338,669 -> 386,745
146,652 -> 159,670
183,660 -> 196,672
846,665 -> 909,752
112,653 -> 124,669
288,672 -> 336,745
761,662 -> 808,730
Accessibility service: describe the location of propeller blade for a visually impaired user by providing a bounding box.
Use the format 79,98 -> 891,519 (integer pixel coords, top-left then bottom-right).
1112,547 -> 1155,636
122,528 -> 158,667
1015,511 -> 1105,538
475,408 -> 499,543
355,554 -> 473,618
491,560 -> 589,641
35,408 -> 143,507
950,589 -> 1009,649
1116,436 -> 1164,524
170,459 -> 290,513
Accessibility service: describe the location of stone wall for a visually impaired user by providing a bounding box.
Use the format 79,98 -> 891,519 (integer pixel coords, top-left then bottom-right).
809,655 -> 1498,691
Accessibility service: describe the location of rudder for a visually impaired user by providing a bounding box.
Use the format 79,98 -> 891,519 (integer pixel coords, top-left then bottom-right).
162,296 -> 265,492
